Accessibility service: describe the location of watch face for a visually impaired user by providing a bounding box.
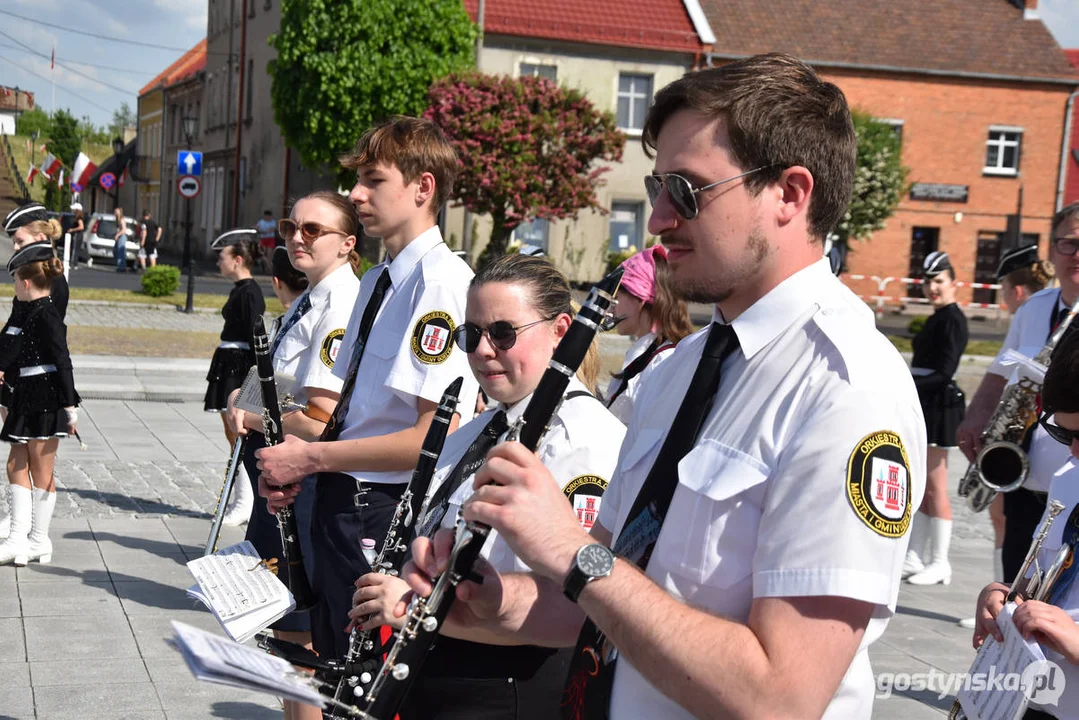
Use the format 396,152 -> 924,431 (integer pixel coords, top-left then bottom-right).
578,544 -> 614,576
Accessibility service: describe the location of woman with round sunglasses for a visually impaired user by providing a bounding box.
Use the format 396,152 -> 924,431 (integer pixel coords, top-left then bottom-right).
225,191 -> 362,720
904,251 -> 968,587
347,253 -> 625,720
605,245 -> 693,423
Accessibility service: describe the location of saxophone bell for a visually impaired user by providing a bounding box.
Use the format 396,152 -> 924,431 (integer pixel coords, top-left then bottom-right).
976,440 -> 1030,494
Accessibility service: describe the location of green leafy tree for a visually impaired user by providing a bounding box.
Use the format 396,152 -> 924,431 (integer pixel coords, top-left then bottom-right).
43,109 -> 80,211
15,108 -> 51,138
268,0 -> 477,185
109,102 -> 135,139
425,73 -> 625,268
835,111 -> 910,254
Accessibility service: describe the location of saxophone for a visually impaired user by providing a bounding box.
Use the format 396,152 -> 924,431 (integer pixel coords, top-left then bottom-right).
958,299 -> 1079,512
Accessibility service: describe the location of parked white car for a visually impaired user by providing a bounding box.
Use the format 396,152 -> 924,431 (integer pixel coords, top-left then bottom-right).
83,213 -> 138,265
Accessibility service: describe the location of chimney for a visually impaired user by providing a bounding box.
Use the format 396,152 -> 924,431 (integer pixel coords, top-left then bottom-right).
1024,0 -> 1039,20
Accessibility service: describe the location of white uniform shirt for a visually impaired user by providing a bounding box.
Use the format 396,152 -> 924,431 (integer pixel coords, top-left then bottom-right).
272,262 -> 360,392
604,331 -> 675,424
431,376 -> 626,573
597,258 -> 927,720
1028,460 -> 1079,719
987,288 -> 1073,493
331,226 -> 479,484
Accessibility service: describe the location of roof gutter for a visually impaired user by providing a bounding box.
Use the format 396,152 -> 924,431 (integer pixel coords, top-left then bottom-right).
705,52 -> 1079,86
1056,89 -> 1079,212
682,0 -> 716,45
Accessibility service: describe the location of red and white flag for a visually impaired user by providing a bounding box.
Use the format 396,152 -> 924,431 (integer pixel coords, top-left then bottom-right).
118,165 -> 128,187
39,152 -> 61,180
26,164 -> 39,185
58,168 -> 64,188
38,143 -> 47,154
71,152 -> 96,189
50,47 -> 55,70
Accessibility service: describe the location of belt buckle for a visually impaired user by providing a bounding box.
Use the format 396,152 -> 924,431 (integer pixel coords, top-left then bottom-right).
354,485 -> 369,508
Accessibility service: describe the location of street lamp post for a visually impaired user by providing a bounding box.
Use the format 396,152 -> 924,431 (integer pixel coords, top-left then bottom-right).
182,115 -> 199,314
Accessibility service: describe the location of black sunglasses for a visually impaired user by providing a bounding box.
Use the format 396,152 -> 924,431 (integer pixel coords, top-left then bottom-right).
453,317 -> 554,353
644,166 -> 770,220
1040,413 -> 1079,447
278,218 -> 347,243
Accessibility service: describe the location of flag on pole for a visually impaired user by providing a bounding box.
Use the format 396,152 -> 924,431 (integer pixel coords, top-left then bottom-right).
118,165 -> 128,187
51,47 -> 55,70
58,168 -> 64,188
71,152 -> 97,189
38,143 -> 47,153
39,153 -> 62,180
26,164 -> 39,185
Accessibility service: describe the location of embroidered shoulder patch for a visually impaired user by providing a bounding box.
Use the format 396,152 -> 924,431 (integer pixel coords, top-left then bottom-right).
411,310 -> 455,365
564,474 -> 609,531
319,328 -> 346,368
846,431 -> 912,538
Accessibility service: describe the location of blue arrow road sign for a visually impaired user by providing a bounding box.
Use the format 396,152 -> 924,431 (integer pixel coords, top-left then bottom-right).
177,151 -> 202,177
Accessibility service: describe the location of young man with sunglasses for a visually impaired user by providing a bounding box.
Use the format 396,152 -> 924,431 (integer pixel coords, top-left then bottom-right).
403,53 -> 925,719
958,203 -> 1079,586
256,116 -> 480,661
971,329 -> 1079,720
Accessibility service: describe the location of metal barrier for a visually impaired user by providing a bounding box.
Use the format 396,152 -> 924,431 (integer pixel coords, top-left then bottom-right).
0,134 -> 31,201
841,274 -> 1004,318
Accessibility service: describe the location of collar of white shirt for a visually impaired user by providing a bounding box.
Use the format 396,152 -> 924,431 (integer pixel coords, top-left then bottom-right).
308,261 -> 356,305
716,257 -> 835,360
496,375 -> 590,426
385,225 -> 445,288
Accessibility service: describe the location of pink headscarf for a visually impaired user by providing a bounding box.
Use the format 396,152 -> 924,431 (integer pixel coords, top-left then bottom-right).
618,245 -> 668,303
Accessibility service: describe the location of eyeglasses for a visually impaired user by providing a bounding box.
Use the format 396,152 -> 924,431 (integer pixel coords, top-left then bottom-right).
1051,236 -> 1079,257
644,166 -> 770,220
277,218 -> 347,243
453,317 -> 555,353
1040,413 -> 1079,447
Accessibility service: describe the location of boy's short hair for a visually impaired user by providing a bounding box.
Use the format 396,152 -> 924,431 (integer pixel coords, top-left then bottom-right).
1044,329 -> 1079,414
340,115 -> 459,211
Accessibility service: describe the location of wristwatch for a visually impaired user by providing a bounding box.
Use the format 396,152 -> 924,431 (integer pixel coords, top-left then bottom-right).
563,543 -> 615,603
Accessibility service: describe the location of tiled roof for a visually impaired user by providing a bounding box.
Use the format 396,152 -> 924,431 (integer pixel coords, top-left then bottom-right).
139,39 -> 207,97
1066,49 -> 1079,68
700,0 -> 1077,82
463,0 -> 708,54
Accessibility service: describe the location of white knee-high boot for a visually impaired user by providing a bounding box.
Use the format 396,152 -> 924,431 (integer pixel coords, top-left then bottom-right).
994,547 -> 1004,584
26,487 -> 55,564
908,517 -> 952,585
0,484 -> 10,539
902,511 -> 929,578
222,464 -> 253,527
0,485 -> 32,566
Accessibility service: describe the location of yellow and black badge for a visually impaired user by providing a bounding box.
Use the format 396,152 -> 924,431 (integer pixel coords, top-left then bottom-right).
564,474 -> 609,532
319,328 -> 346,368
846,431 -> 912,538
411,310 -> 455,365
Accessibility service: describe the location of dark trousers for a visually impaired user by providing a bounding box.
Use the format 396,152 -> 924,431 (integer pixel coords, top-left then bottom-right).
1002,488 -> 1049,584
399,637 -> 573,720
1023,709 -> 1058,719
310,473 -> 406,659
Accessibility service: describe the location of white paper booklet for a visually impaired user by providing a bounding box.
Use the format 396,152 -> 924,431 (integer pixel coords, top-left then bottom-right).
187,541 -> 295,643
170,620 -> 324,708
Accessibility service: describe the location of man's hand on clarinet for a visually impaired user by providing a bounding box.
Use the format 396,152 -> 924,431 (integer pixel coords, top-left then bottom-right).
402,531 -> 505,628
256,435 -> 314,512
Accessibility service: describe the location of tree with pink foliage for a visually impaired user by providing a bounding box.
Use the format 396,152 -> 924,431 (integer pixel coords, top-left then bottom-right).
425,73 -> 625,268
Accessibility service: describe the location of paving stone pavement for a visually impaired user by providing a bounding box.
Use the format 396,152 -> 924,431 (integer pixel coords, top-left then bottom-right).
0,297 -> 262,333
0,391 -> 1008,720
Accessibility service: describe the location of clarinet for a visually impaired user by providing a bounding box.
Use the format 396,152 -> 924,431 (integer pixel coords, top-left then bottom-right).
329,376 -> 465,711
353,268 -> 623,720
253,316 -> 317,612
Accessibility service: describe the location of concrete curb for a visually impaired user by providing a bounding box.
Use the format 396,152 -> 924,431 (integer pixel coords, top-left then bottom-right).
0,297 -> 221,314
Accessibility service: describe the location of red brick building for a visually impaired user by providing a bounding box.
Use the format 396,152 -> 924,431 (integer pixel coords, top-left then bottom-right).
700,0 -> 1079,306
1062,49 -> 1079,206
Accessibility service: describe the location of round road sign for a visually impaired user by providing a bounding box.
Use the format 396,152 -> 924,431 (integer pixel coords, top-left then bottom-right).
178,175 -> 201,199
99,172 -> 116,190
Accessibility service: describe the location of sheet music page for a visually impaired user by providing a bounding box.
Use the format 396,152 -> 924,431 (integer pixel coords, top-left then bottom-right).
170,620 -> 325,707
956,603 -> 1048,720
234,367 -> 306,414
187,541 -> 294,623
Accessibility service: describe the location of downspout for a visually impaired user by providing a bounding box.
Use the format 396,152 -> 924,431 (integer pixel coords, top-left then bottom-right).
1055,89 -> 1079,212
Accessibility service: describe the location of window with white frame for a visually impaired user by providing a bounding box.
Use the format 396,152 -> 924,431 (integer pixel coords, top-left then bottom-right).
985,126 -> 1022,176
609,201 -> 644,251
876,118 -> 904,146
617,74 -> 653,132
519,63 -> 557,81
513,217 -> 549,251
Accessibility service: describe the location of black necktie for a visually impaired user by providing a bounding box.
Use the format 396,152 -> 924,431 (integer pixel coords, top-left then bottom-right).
322,269 -> 392,442
270,292 -> 312,358
417,410 -> 509,537
561,322 -> 740,719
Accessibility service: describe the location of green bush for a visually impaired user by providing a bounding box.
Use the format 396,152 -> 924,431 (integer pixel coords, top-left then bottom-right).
141,265 -> 181,297
605,247 -> 637,275
353,255 -> 374,278
907,315 -> 927,337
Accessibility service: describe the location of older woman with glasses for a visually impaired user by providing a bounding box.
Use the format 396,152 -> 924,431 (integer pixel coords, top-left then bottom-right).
346,253 -> 625,720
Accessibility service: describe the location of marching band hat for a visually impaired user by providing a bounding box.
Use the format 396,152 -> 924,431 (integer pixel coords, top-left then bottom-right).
211,228 -> 259,251
996,244 -> 1039,280
7,240 -> 56,276
3,203 -> 49,234
922,251 -> 953,278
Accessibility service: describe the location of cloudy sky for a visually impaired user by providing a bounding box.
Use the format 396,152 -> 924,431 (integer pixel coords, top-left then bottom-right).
0,0 -> 1078,131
